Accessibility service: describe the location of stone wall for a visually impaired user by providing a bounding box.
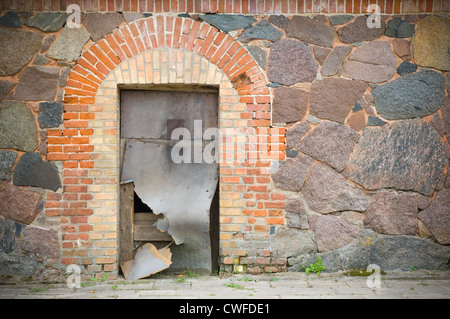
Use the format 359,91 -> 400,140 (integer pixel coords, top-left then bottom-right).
0,1 -> 449,281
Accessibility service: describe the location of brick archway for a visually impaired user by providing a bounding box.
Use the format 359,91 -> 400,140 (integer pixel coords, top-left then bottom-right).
46,16 -> 286,277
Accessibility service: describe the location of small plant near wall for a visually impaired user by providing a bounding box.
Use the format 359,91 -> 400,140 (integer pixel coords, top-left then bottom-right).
301,256 -> 326,276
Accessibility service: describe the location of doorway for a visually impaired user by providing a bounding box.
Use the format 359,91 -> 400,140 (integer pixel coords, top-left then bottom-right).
119,87 -> 219,274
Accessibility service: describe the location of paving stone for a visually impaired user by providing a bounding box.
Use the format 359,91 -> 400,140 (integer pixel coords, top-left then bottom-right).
385,18 -> 415,38
397,61 -> 417,76
286,121 -> 310,149
321,46 -> 352,76
83,12 -> 124,41
285,15 -> 336,48
337,15 -> 387,44
272,153 -> 314,192
272,87 -> 309,123
364,191 -> 418,235
46,25 -> 91,62
371,70 -> 446,120
20,226 -> 59,258
0,181 -> 42,225
418,189 -> 450,245
0,101 -> 38,152
24,12 -> 67,32
41,34 -> 56,53
348,119 -> 446,196
270,227 -> 315,258
238,20 -> 283,42
309,215 -> 360,252
247,45 -> 267,69
309,78 -> 368,124
33,54 -> 50,66
38,102 -> 63,129
268,39 -> 318,85
412,15 -> 450,71
0,11 -> 22,28
442,104 -> 450,137
393,38 -> 413,61
343,41 -> 397,83
297,120 -> 360,172
366,116 -> 387,126
302,163 -> 369,214
13,152 -> 61,192
198,14 -> 256,32
0,150 -> 17,181
0,28 -> 43,75
14,66 -> 60,101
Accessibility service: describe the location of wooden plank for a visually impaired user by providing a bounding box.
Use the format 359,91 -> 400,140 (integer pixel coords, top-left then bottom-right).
134,224 -> 173,241
119,182 -> 135,265
134,212 -> 163,222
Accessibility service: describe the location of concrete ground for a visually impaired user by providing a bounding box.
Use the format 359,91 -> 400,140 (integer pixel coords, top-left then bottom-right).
0,270 -> 449,300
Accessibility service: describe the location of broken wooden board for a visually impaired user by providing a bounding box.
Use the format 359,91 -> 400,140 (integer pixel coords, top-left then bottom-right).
134,213 -> 172,241
119,181 -> 134,265
121,243 -> 172,280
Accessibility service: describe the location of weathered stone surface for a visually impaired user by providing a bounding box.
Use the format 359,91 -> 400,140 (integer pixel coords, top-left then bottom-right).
0,182 -> 42,225
303,163 -> 369,214
385,18 -> 415,38
272,153 -> 314,192
312,45 -> 331,65
0,101 -> 38,152
397,61 -> 417,76
337,15 -> 386,44
122,12 -> 145,23
271,227 -> 315,258
366,116 -> 387,126
298,121 -> 360,172
83,12 -> 124,41
0,217 -> 17,253
412,15 -> 450,71
0,11 -> 22,28
46,26 -> 91,62
0,151 -> 17,181
442,104 -> 450,137
198,14 -> 256,32
329,15 -> 354,25
0,251 -> 41,276
238,20 -> 283,42
268,39 -> 318,85
418,189 -> 450,245
33,54 -> 50,66
38,102 -> 63,129
348,119 -> 447,196
0,80 -> 16,100
364,191 -> 418,235
347,110 -> 366,132
286,121 -> 310,149
24,12 -> 67,32
310,215 -> 360,252
286,16 -> 335,48
0,28 -> 43,75
309,78 -> 368,123
321,46 -> 352,76
286,199 -> 306,214
13,153 -> 61,192
287,211 -> 309,230
268,15 -> 290,29
41,34 -> 56,53
14,66 -> 60,101
20,226 -> 59,258
343,41 -> 397,83
340,229 -> 450,271
371,70 -> 446,120
247,45 -> 267,69
272,87 -> 309,123
393,38 -> 412,61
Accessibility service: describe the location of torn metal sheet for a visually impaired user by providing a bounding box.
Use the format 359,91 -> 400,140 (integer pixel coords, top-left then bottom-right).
121,243 -> 172,280
121,140 -> 219,271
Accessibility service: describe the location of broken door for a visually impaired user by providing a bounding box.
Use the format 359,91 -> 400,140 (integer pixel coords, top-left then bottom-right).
120,88 -> 219,273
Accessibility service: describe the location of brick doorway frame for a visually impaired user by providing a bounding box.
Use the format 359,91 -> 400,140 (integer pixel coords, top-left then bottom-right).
46,16 -> 286,278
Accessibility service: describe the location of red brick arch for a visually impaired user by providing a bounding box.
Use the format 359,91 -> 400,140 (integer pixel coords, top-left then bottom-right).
47,16 -> 287,277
